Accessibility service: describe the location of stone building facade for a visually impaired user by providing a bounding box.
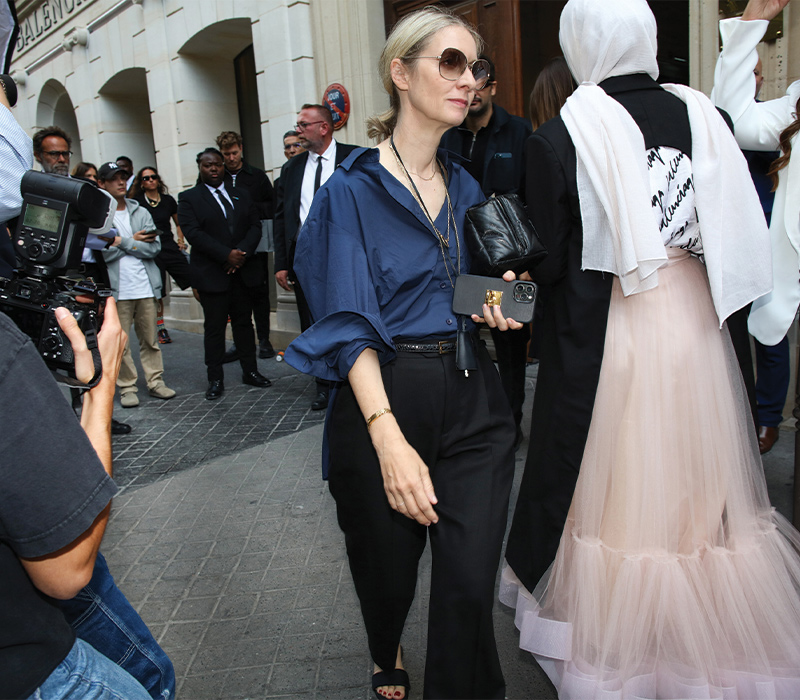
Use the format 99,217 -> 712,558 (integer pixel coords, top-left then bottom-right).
8,0 -> 800,344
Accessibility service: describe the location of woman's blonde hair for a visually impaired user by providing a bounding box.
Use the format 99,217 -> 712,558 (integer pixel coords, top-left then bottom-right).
366,6 -> 483,141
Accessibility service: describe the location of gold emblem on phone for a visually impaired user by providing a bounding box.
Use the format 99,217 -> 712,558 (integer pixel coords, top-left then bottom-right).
485,289 -> 503,306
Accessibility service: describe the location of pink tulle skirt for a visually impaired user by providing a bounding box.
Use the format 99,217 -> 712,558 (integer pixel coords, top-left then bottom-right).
501,251 -> 800,699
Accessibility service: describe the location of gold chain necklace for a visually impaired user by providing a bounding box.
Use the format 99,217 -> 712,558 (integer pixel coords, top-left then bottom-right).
390,135 -> 461,287
145,193 -> 160,207
408,165 -> 437,181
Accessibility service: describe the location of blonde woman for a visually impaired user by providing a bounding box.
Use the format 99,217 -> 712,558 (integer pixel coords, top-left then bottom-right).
286,7 -> 518,699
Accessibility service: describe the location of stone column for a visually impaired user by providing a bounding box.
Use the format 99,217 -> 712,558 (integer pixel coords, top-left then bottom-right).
250,0 -> 387,350
690,0 -> 721,95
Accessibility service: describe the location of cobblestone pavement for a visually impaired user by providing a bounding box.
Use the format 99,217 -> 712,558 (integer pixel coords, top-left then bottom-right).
101,329 -> 795,699
104,330 -> 554,699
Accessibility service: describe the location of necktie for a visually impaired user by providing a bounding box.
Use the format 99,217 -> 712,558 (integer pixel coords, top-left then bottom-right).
313,156 -> 323,194
214,188 -> 234,218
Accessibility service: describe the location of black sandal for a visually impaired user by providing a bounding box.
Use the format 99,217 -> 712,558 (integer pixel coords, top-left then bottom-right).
372,668 -> 411,699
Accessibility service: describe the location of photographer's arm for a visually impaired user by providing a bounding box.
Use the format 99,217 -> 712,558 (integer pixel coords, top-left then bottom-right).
19,299 -> 127,600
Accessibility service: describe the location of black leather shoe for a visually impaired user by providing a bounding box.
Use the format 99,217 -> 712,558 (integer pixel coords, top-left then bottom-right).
111,418 -> 132,435
223,345 -> 240,364
206,379 -> 225,400
242,371 -> 272,388
259,339 -> 275,359
311,392 -> 329,410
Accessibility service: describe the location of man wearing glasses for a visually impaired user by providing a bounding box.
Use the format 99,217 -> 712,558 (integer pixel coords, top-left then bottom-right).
283,130 -> 305,160
273,104 -> 357,411
440,55 -> 533,450
32,125 -> 73,176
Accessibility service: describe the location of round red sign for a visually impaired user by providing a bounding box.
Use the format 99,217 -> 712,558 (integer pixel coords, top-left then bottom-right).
323,83 -> 350,130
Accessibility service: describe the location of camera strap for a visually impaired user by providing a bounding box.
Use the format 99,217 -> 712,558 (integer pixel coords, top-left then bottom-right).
51,326 -> 103,390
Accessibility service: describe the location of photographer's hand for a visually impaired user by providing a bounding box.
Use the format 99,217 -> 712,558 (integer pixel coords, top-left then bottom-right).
55,298 -> 127,469
21,299 -> 128,600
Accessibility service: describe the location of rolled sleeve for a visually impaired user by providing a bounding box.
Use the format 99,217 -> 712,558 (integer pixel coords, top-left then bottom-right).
0,105 -> 33,222
713,18 -> 797,151
284,192 -> 396,381
286,310 -> 395,381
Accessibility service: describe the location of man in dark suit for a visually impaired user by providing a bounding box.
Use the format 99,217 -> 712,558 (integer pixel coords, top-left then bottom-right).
178,147 -> 272,400
273,103 -> 357,410
217,130 -> 276,360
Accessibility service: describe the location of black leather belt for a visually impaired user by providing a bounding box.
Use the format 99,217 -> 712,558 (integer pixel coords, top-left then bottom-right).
395,340 -> 457,354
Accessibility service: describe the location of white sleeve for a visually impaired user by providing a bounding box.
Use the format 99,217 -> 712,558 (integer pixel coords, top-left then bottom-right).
711,17 -> 798,152
0,104 -> 33,222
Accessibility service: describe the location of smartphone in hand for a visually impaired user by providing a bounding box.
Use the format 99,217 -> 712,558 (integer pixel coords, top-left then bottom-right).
452,274 -> 537,323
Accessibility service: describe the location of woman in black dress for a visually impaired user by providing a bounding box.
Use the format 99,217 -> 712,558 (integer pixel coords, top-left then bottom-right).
130,166 -> 195,343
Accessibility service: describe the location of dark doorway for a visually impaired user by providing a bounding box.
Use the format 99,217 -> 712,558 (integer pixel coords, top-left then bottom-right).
234,44 -> 264,171
386,0 -> 691,123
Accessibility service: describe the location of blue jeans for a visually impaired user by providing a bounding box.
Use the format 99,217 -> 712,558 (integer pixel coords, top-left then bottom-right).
27,638 -> 151,700
57,553 -> 175,700
755,335 -> 790,428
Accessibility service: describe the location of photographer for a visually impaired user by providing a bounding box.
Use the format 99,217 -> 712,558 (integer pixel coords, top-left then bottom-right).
0,297 -> 153,698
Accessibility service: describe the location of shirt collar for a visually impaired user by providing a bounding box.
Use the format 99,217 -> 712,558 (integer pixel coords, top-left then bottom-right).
311,139 -> 337,163
205,182 -> 229,196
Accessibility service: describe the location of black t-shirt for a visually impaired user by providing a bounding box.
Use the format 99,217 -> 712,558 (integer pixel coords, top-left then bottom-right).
133,192 -> 178,237
0,312 -> 117,697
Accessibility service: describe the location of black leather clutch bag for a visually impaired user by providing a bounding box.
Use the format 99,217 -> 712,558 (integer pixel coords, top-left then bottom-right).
463,194 -> 547,276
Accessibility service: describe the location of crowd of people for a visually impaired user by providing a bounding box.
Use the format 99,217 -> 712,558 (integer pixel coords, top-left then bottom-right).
3,0 -> 800,698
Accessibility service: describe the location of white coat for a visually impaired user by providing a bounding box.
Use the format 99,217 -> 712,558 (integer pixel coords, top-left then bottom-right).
712,17 -> 800,345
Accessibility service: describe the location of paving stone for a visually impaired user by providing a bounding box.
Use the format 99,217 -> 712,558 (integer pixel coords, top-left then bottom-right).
202,619 -> 245,647
268,661 -> 318,693
175,596 -> 219,622
254,589 -> 298,615
274,632 -> 326,663
107,334 -> 800,698
178,672 -> 227,699
284,607 -> 333,636
224,666 -> 271,698
317,656 -> 370,690
159,620 -> 208,650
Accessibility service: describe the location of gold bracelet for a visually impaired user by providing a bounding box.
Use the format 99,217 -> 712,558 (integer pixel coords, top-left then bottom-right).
366,408 -> 392,429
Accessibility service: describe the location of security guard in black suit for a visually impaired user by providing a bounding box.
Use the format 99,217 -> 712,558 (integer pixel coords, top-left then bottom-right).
178,147 -> 272,400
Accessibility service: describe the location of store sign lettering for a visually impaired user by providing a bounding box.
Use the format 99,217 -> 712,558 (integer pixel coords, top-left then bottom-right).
16,0 -> 88,52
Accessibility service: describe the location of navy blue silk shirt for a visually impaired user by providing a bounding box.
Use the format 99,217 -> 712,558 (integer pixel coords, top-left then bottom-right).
285,147 -> 484,382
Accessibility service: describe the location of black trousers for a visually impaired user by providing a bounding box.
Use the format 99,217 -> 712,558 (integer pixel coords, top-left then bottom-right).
489,324 -> 531,429
328,343 -> 515,699
726,303 -> 758,434
198,277 -> 258,381
295,277 -> 331,395
244,252 -> 271,342
155,234 -> 195,294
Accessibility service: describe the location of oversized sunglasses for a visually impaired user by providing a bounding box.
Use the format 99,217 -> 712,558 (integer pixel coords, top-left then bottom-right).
141,175 -> 159,181
404,48 -> 490,89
